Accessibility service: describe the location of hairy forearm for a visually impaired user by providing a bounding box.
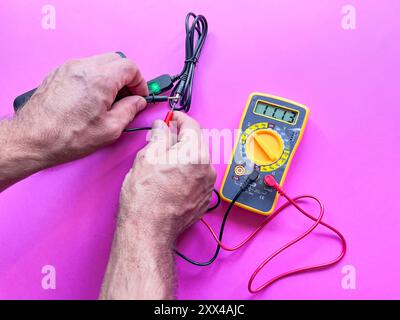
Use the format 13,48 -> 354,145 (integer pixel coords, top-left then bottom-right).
100,211 -> 176,300
0,116 -> 49,192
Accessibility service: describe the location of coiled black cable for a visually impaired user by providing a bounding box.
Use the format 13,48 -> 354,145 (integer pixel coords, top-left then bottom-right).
123,12 -> 208,132
169,12 -> 208,112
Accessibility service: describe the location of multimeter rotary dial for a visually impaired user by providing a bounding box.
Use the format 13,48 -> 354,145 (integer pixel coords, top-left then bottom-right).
240,122 -> 290,172
221,93 -> 309,216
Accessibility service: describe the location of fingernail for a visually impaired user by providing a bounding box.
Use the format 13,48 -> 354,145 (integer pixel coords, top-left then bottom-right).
153,120 -> 165,129
137,97 -> 147,111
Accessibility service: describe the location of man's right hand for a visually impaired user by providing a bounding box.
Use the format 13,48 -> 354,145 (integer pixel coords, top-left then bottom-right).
100,112 -> 216,300
119,111 -> 216,243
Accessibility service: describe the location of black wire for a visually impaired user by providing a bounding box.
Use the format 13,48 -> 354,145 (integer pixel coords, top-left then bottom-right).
176,170 -> 259,266
123,127 -> 151,133
175,187 -> 245,266
207,188 -> 221,212
169,12 -> 208,112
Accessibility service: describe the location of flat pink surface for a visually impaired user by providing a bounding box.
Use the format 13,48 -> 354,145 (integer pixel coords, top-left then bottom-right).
0,0 -> 399,299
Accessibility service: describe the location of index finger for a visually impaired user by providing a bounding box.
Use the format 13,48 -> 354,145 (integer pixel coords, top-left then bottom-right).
172,111 -> 211,164
104,58 -> 149,97
85,52 -> 122,64
173,111 -> 202,143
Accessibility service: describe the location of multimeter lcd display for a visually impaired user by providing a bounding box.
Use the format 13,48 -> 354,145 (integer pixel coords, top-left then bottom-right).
254,101 -> 298,124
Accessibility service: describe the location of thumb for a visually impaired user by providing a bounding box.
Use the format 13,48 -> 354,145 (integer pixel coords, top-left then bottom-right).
109,95 -> 147,129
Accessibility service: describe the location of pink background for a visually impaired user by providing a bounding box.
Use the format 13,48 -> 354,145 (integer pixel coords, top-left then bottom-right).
0,0 -> 399,299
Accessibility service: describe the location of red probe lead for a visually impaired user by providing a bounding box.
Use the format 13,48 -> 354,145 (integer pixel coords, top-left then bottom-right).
200,175 -> 347,294
164,96 -> 179,126
164,109 -> 174,126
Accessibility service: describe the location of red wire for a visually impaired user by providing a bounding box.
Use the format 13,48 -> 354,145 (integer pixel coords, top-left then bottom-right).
200,178 -> 347,294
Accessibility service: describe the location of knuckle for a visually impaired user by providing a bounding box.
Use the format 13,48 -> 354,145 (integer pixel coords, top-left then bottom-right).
107,120 -> 122,139
61,59 -> 90,80
125,58 -> 138,70
122,103 -> 136,119
209,165 -> 217,182
199,151 -> 210,164
63,59 -> 81,71
135,149 -> 147,161
119,58 -> 137,75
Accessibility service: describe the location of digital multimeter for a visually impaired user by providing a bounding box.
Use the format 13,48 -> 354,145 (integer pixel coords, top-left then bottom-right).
220,93 -> 309,215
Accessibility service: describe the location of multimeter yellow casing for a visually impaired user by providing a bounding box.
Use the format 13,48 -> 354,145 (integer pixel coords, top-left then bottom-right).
220,92 -> 309,215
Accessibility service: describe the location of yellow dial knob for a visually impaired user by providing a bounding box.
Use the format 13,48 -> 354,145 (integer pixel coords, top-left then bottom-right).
245,129 -> 284,165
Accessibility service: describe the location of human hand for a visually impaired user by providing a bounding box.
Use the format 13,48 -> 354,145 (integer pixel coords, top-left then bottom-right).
119,111 -> 216,246
13,52 -> 148,167
100,112 -> 215,299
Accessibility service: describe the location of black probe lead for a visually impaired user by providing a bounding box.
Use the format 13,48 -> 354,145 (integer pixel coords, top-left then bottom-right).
176,171 -> 259,266
175,189 -> 243,266
123,127 -> 152,132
